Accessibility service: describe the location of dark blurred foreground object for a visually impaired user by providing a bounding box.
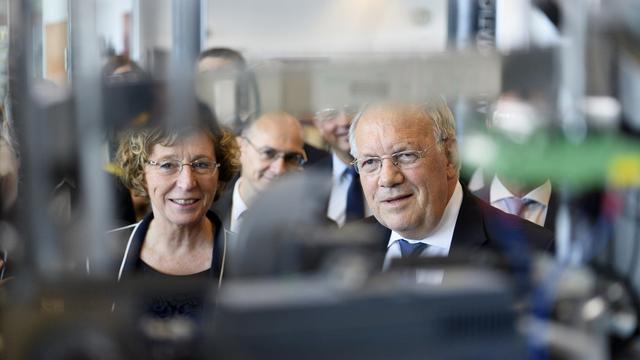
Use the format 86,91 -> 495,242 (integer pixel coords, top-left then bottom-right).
2,271 -> 523,360
208,269 -> 524,360
229,170 -> 383,278
3,277 -> 215,360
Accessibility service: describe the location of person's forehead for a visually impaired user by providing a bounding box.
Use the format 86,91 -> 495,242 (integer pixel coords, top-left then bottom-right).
151,132 -> 215,156
358,105 -> 432,134
112,64 -> 133,75
197,57 -> 241,73
252,122 -> 303,147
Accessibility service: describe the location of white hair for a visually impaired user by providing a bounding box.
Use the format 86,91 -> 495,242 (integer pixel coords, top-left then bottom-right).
348,98 -> 456,160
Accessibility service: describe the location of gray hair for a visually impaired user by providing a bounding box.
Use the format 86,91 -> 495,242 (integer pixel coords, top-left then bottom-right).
348,98 -> 456,160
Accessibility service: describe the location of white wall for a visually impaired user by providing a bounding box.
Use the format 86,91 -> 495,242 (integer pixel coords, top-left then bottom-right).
137,0 -> 172,55
132,0 -> 449,58
96,0 -> 133,55
43,0 -> 68,24
42,0 -> 68,79
204,0 -> 447,57
131,0 -> 451,114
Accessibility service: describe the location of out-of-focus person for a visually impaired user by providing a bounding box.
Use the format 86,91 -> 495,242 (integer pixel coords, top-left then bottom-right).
0,106 -> 18,215
311,105 -> 368,226
103,55 -> 153,223
110,102 -> 239,318
196,47 -> 329,166
102,54 -> 147,84
349,99 -> 554,282
0,105 -> 18,283
212,111 -> 306,232
469,93 -> 556,231
197,47 -> 258,133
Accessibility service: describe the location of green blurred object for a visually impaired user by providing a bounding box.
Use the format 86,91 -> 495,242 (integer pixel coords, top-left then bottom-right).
462,131 -> 640,191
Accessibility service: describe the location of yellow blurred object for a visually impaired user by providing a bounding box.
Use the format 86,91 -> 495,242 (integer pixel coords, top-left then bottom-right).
104,162 -> 124,177
609,154 -> 640,186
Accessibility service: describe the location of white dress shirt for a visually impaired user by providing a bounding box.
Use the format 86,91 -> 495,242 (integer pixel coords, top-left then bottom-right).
489,175 -> 551,227
383,181 -> 463,284
230,178 -> 249,233
327,153 -> 370,227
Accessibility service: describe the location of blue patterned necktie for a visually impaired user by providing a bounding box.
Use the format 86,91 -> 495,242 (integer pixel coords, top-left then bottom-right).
503,197 -> 537,217
345,166 -> 364,222
398,239 -> 429,258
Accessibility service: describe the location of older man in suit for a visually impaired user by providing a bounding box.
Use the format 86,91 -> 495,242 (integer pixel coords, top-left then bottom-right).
212,111 -> 307,233
348,99 -> 553,278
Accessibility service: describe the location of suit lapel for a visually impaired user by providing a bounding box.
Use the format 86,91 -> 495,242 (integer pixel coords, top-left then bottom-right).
449,190 -> 490,257
544,189 -> 557,232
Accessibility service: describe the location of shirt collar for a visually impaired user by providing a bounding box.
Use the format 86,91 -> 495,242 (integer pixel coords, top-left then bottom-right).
490,175 -> 551,205
231,177 -> 249,222
387,181 -> 463,251
525,179 -> 552,205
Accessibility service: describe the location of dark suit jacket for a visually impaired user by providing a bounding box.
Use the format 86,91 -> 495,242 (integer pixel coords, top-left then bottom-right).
473,181 -> 557,232
363,188 -> 554,268
303,143 -> 331,167
307,149 -> 333,174
307,153 -> 374,226
210,175 -> 237,230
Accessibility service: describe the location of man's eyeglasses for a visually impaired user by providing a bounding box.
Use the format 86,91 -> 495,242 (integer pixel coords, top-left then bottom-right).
315,105 -> 360,123
147,159 -> 220,176
243,137 -> 307,167
351,147 -> 433,175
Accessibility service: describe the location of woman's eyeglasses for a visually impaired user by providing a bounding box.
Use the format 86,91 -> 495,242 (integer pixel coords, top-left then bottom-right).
147,159 -> 220,176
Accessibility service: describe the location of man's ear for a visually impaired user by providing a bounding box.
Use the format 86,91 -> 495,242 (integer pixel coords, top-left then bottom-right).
444,138 -> 459,179
311,116 -> 321,131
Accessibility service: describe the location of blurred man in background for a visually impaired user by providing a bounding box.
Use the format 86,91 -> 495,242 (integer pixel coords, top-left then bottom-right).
196,47 -> 328,166
312,106 -> 368,226
469,93 -> 556,231
0,107 -> 18,216
197,47 -> 259,134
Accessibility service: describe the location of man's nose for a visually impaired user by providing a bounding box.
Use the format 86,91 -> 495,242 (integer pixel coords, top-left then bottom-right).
269,156 -> 287,175
335,112 -> 352,127
378,158 -> 403,187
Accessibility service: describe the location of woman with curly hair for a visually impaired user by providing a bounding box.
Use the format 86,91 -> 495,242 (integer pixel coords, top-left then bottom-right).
110,102 -> 239,318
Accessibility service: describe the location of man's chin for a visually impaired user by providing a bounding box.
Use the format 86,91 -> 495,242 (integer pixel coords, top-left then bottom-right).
379,215 -> 425,238
336,140 -> 351,154
257,179 -> 276,191
380,217 -> 411,233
